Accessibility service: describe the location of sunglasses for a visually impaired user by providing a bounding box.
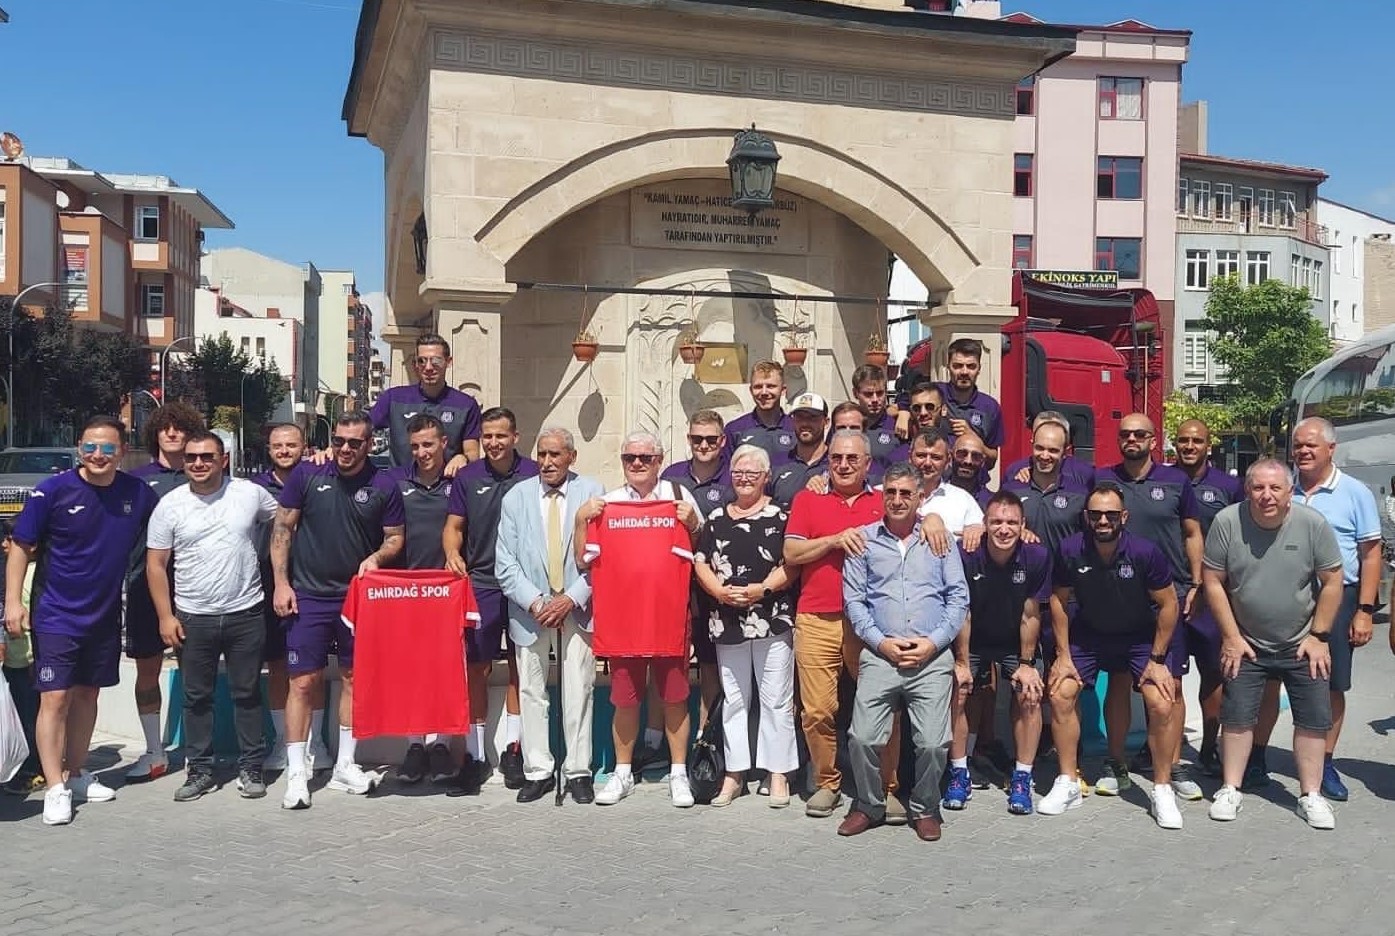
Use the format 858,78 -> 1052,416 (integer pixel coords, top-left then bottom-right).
620,453 -> 659,466
1085,509 -> 1123,522
910,403 -> 940,413
80,442 -> 119,456
883,487 -> 919,501
415,356 -> 446,368
1119,429 -> 1153,440
331,436 -> 368,451
688,434 -> 721,447
184,452 -> 220,464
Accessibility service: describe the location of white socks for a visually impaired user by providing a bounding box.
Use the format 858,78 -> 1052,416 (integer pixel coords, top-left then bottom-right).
669,763 -> 687,779
505,714 -> 522,747
614,763 -> 633,780
287,742 -> 307,774
140,713 -> 162,756
951,757 -> 969,770
1015,761 -> 1032,775
466,723 -> 486,760
338,726 -> 357,768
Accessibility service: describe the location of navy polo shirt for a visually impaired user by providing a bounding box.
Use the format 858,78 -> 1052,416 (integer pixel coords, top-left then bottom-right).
390,465 -> 453,571
960,541 -> 1051,653
251,469 -> 290,584
279,462 -> 405,599
768,448 -> 828,509
936,383 -> 1004,449
1098,462 -> 1199,585
1190,465 -> 1245,537
1002,473 -> 1090,558
725,409 -> 795,467
863,412 -> 902,486
446,453 -> 540,589
1003,454 -> 1096,492
661,458 -> 735,517
1055,531 -> 1172,638
368,383 -> 483,467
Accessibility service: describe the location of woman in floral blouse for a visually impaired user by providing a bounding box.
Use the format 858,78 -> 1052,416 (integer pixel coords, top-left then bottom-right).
694,444 -> 797,807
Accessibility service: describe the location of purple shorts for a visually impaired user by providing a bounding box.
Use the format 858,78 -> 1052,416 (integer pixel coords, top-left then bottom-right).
466,586 -> 507,664
1069,629 -> 1183,690
284,594 -> 351,675
32,627 -> 122,692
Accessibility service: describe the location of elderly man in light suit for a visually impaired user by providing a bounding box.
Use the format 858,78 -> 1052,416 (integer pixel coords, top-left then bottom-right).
495,427 -> 605,804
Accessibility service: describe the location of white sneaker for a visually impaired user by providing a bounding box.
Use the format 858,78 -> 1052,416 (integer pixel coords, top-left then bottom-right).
262,742 -> 288,772
308,737 -> 332,772
42,786 -> 73,826
1151,785 -> 1184,830
68,770 -> 116,803
1208,785 -> 1244,821
1037,775 -> 1083,816
327,762 -> 379,795
125,752 -> 169,783
594,772 -> 635,806
1297,792 -> 1336,830
669,773 -> 695,808
281,768 -> 311,810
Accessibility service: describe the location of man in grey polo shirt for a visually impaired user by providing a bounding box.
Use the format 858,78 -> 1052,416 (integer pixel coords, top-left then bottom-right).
1201,458 -> 1344,829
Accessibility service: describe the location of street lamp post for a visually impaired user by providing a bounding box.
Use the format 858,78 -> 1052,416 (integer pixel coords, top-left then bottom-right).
7,281 -> 66,449
159,335 -> 197,404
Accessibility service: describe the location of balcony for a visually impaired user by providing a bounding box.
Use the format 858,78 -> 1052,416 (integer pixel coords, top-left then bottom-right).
1177,213 -> 1329,247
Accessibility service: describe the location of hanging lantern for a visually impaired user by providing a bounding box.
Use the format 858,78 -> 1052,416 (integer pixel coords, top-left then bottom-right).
727,125 -> 780,215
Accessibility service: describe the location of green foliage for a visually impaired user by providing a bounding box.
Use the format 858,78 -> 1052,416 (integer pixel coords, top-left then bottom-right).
1199,276 -> 1331,432
1162,390 -> 1235,443
168,332 -> 288,436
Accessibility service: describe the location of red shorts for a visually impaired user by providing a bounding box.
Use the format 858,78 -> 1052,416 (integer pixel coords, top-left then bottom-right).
609,657 -> 689,707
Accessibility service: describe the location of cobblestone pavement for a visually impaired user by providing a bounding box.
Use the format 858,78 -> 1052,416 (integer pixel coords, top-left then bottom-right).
6,645 -> 1395,936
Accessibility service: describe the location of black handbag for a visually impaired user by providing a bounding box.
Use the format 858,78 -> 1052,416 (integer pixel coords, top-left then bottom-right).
687,694 -> 725,805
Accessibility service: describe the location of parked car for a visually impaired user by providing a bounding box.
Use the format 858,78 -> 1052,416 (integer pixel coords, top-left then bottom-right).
0,447 -> 77,521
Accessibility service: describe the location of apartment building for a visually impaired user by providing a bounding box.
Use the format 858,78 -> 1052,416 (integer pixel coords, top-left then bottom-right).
316,271 -> 376,413
193,286 -> 304,425
0,157 -> 231,343
1316,198 -> 1395,342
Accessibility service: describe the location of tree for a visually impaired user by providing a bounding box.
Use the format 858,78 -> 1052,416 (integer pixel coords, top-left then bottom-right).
1199,276 -> 1331,433
1162,390 -> 1236,445
167,332 -> 288,439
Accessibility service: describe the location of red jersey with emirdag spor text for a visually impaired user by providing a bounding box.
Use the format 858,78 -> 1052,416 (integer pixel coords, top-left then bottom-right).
342,569 -> 479,739
584,500 -> 694,658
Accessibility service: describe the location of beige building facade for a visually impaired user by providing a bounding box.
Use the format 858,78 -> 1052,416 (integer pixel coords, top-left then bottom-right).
343,0 -> 1073,477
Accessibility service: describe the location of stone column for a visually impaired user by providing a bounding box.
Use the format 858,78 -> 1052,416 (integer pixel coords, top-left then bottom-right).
922,302 -> 1017,401
433,289 -> 514,407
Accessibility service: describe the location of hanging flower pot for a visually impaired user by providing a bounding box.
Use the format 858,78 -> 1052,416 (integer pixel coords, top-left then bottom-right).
572,330 -> 599,364
677,327 -> 705,365
864,331 -> 890,368
781,345 -> 808,366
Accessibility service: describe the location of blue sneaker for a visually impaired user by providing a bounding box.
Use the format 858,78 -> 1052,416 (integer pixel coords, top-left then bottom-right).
1321,759 -> 1349,802
941,766 -> 972,810
1007,770 -> 1034,815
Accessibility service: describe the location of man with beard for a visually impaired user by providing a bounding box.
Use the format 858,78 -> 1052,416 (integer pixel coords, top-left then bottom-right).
369,333 -> 481,473
1095,413 -> 1203,802
936,339 -> 1002,473
1038,484 -> 1184,829
444,407 -> 539,792
768,393 -> 831,509
949,434 -> 993,509
891,381 -> 949,449
726,361 -> 795,466
1002,420 -> 1089,557
1172,419 -> 1243,775
125,401 -> 205,784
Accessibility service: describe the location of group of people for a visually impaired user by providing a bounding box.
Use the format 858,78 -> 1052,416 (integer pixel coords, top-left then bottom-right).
0,333 -> 1385,841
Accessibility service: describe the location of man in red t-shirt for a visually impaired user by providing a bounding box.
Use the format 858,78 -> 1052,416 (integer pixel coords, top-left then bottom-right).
576,430 -> 701,808
784,428 -> 899,821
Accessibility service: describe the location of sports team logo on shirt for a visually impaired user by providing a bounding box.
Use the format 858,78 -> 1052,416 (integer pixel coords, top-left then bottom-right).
440,411 -> 454,424
38,666 -> 54,683
122,500 -> 133,514
707,489 -> 721,502
1011,568 -> 1027,584
970,413 -> 983,426
778,434 -> 792,447
1053,495 -> 1069,509
1150,487 -> 1166,501
878,432 -> 891,445
287,650 -> 299,666
1201,490 -> 1216,502
1118,562 -> 1135,579
354,489 -> 371,504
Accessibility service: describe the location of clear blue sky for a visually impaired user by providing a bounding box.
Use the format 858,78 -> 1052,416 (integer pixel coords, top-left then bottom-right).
3,0 -> 1392,299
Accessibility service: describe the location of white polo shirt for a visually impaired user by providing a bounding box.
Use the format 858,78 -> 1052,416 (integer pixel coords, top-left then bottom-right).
915,481 -> 984,538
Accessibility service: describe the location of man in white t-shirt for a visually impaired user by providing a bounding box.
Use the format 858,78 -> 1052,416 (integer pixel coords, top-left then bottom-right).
909,429 -> 984,547
146,430 -> 279,803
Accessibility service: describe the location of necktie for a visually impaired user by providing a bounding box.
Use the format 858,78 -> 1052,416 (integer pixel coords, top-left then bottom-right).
546,488 -> 565,593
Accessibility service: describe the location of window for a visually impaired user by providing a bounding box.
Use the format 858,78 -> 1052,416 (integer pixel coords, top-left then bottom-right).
136,205 -> 160,241
255,336 -> 266,358
1257,189 -> 1275,226
140,284 -> 165,317
1353,236 -> 1360,277
1333,231 -> 1341,273
1183,329 -> 1210,381
1333,300 -> 1340,323
1238,187 -> 1254,227
240,337 -> 251,355
1185,249 -> 1210,290
1214,183 -> 1233,221
1098,77 -> 1143,119
1278,192 -> 1296,229
1177,178 -> 1189,216
1191,179 -> 1211,218
1302,257 -> 1313,294
63,246 -> 88,312
1012,234 -> 1034,269
1245,251 -> 1270,285
1312,260 -> 1323,299
1014,154 -> 1034,197
1095,237 -> 1142,280
1097,157 -> 1143,199
1215,249 -> 1240,279
1352,302 -> 1358,322
1292,254 -> 1302,286
1016,77 -> 1035,116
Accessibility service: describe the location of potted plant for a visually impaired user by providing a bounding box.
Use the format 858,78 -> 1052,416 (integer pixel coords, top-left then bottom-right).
864,331 -> 890,368
781,338 -> 807,366
677,326 -> 705,365
572,329 -> 599,363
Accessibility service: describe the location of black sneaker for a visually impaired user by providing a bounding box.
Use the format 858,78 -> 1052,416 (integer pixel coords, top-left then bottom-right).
237,768 -> 267,799
445,753 -> 484,797
1,773 -> 43,797
427,744 -> 456,784
173,772 -> 217,803
633,742 -> 670,776
399,743 -> 428,784
500,742 -> 526,790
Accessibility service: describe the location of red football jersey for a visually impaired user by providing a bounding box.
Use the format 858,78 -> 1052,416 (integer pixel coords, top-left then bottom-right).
584,500 -> 693,658
341,569 -> 479,739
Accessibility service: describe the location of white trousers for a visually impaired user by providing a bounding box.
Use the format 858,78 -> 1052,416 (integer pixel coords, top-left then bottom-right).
516,619 -> 595,781
716,633 -> 798,774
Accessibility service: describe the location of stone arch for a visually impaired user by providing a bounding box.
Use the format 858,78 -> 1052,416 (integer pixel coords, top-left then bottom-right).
475,129 -> 976,296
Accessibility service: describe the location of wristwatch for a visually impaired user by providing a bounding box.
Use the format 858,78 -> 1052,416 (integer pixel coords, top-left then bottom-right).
1358,602 -> 1382,615
763,586 -> 773,599
1148,652 -> 1168,664
1310,631 -> 1331,643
